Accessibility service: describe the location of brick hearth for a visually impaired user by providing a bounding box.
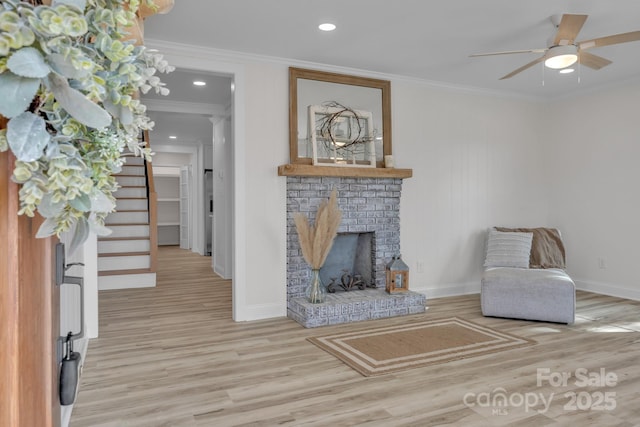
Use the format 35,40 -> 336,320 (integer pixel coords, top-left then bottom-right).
286,176 -> 427,327
289,288 -> 427,328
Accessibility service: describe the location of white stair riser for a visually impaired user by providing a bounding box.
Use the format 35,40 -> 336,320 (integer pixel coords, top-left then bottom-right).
122,156 -> 145,166
99,273 -> 156,290
117,176 -> 146,186
120,165 -> 145,176
116,198 -> 147,211
108,225 -> 149,238
99,255 -> 150,271
106,211 -> 148,224
98,239 -> 150,254
113,187 -> 146,198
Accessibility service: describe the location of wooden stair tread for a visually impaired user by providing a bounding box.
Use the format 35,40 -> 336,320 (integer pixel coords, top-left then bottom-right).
98,268 -> 153,277
98,251 -> 150,258
98,236 -> 150,241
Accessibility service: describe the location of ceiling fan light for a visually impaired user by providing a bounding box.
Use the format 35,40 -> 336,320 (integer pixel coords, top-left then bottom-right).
545,54 -> 578,69
544,45 -> 578,69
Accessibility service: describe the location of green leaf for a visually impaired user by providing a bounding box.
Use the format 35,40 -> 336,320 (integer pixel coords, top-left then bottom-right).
7,112 -> 51,162
7,47 -> 50,78
47,73 -> 112,129
69,216 -> 89,254
38,193 -> 65,218
47,53 -> 88,79
69,193 -> 91,212
103,98 -> 133,125
53,0 -> 87,10
36,217 -> 57,238
88,213 -> 112,237
89,188 -> 115,212
0,71 -> 40,118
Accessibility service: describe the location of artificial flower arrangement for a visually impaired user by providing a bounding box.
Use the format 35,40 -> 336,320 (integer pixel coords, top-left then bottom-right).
0,0 -> 173,251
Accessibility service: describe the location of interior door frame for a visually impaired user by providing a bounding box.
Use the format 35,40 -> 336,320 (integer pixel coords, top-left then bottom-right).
147,40 -> 247,321
1,149 -> 60,427
179,164 -> 191,249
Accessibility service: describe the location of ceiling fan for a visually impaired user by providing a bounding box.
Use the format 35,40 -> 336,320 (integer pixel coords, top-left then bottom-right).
470,14 -> 640,80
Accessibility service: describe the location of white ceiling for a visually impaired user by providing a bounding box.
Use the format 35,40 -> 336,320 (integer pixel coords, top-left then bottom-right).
144,0 -> 640,99
146,109 -> 213,145
141,69 -> 231,146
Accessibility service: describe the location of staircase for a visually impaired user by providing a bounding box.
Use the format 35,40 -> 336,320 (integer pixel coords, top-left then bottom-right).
98,151 -> 158,290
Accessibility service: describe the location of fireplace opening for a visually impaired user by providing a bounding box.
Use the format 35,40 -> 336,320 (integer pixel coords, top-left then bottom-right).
320,232 -> 375,292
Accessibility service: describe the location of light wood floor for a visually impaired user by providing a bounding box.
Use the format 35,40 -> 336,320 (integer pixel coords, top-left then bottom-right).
71,246 -> 640,426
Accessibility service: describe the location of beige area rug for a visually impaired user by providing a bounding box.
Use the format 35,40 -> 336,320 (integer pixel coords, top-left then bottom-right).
308,317 -> 535,376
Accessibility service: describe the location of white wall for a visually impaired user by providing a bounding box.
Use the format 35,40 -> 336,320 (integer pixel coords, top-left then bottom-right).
212,116 -> 233,279
242,63 -> 289,312
151,40 -> 640,322
545,81 -> 640,300
237,60 -> 551,306
394,83 -> 549,297
154,152 -> 191,166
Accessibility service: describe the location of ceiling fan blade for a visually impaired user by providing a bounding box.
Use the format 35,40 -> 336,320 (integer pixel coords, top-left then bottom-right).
470,48 -> 547,57
554,14 -> 588,45
579,51 -> 612,70
499,57 -> 545,80
579,30 -> 640,50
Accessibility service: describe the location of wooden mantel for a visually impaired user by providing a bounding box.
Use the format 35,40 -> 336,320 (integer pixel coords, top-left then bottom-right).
278,164 -> 413,179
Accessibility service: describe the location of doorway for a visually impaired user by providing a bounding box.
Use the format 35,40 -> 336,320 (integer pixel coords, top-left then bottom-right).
144,44 -> 246,321
143,68 -> 233,277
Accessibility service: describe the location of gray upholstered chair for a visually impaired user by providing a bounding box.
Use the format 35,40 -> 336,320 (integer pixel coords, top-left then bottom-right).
480,227 -> 576,324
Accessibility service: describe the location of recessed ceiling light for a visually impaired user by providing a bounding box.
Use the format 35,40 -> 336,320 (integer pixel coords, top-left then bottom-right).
193,80 -> 207,86
318,23 -> 336,32
169,135 -> 177,139
559,68 -> 575,74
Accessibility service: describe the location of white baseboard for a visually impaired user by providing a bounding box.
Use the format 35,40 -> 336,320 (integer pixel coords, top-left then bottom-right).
213,263 -> 228,280
237,303 -> 287,322
574,278 -> 640,301
98,273 -> 156,290
411,279 -> 640,303
411,281 -> 481,300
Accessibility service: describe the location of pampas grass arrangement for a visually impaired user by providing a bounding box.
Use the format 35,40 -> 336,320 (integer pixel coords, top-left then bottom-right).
294,189 -> 342,270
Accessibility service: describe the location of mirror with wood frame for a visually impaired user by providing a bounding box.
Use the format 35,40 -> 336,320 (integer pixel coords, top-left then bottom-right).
289,67 -> 392,167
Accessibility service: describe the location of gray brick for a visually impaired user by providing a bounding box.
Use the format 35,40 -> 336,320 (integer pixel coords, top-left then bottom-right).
286,175 -> 413,327
349,184 -> 368,191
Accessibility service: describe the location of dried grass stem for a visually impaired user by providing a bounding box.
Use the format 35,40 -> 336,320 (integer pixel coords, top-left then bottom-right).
294,189 -> 342,269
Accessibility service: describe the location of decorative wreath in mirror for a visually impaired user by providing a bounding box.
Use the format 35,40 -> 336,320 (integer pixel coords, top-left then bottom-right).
309,101 -> 377,168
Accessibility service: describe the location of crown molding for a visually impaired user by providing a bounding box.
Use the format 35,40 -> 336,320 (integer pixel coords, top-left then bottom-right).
142,98 -> 228,116
144,39 -> 545,103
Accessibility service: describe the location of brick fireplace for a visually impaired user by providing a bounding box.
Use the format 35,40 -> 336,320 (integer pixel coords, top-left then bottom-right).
285,175 -> 426,327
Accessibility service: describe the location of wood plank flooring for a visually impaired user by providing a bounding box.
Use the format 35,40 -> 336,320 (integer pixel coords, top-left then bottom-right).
71,246 -> 640,426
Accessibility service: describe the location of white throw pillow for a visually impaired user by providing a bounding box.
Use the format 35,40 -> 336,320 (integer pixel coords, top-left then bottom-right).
484,230 -> 533,268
